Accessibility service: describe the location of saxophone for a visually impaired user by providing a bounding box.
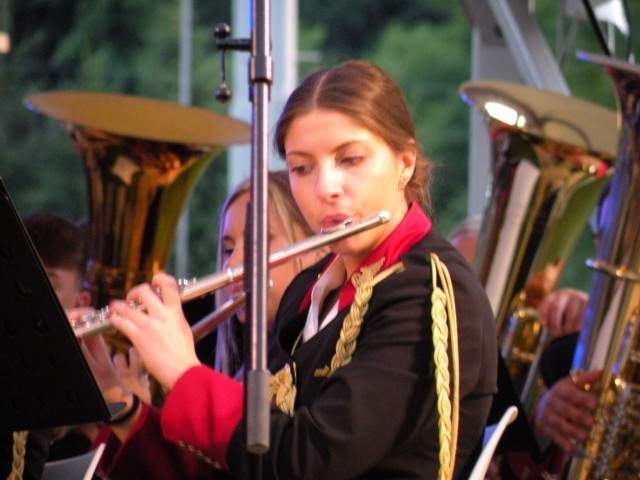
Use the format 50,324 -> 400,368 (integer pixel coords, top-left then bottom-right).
460,81 -> 618,403
566,53 -> 640,480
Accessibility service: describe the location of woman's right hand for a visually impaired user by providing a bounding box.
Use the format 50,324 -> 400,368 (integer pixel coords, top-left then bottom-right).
108,272 -> 201,390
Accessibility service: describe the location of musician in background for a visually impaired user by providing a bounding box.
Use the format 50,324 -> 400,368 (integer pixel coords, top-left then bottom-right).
83,60 -> 497,480
105,171 -> 323,401
447,214 -> 482,265
0,212 -> 94,480
213,170 -> 321,379
501,188 -> 611,479
447,208 -> 602,479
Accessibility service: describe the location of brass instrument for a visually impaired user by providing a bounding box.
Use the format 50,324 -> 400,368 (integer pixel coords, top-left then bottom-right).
460,81 -> 618,403
70,211 -> 391,339
566,53 -> 640,480
25,91 -> 251,349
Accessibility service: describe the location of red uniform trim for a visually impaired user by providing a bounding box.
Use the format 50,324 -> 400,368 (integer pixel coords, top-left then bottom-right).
161,366 -> 244,470
299,202 -> 432,311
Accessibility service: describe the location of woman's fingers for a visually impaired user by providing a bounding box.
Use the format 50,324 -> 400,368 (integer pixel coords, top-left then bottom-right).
108,273 -> 201,390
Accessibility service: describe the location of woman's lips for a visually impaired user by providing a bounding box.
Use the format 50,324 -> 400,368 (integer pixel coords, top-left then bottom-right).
320,214 -> 352,231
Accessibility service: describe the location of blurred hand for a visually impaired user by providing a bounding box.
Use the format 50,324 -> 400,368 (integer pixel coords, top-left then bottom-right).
78,333 -> 130,404
109,272 -> 201,389
538,288 -> 588,338
113,347 -> 152,405
533,369 -> 600,453
524,262 -> 562,309
485,459 -> 502,480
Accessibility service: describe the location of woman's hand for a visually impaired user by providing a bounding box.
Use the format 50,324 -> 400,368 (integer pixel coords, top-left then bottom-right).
533,369 -> 600,453
68,308 -> 129,402
113,347 -> 152,405
77,331 -> 130,404
538,288 -> 589,338
109,272 -> 201,389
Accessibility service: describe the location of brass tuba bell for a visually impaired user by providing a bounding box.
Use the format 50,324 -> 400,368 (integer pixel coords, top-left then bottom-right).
24,91 -> 250,326
460,81 -> 618,404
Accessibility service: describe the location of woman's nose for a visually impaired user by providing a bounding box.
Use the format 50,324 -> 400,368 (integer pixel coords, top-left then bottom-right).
315,165 -> 342,199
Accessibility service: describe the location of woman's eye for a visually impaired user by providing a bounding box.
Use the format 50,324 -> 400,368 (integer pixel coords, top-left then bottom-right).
221,247 -> 234,262
289,164 -> 310,176
339,155 -> 364,166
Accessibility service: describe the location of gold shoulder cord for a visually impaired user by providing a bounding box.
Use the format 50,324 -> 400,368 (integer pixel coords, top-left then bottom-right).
430,253 -> 460,480
270,258 -> 404,416
269,255 -> 460,480
6,431 -> 28,480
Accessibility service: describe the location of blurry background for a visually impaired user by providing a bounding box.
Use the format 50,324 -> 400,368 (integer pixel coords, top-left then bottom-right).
0,0 -> 636,287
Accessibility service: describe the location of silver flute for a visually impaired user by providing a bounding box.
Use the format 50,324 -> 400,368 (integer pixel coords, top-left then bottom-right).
71,210 -> 391,339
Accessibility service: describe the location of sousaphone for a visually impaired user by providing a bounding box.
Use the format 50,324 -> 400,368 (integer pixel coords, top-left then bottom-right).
25,92 -> 250,346
460,81 -> 618,405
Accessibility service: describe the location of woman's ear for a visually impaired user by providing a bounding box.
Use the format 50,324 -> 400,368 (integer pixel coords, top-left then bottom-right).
399,143 -> 417,186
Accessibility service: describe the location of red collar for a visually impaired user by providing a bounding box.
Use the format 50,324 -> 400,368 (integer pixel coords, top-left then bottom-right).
299,203 -> 432,312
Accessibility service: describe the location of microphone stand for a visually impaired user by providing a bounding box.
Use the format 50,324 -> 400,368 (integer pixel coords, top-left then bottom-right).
214,0 -> 272,474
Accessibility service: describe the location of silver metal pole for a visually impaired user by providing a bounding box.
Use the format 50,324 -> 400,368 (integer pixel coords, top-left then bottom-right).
175,0 -> 193,279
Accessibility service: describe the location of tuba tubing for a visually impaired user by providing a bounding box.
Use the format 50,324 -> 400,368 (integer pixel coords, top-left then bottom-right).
24,91 -> 251,353
24,91 -> 252,308
566,52 -> 640,480
460,80 -> 618,404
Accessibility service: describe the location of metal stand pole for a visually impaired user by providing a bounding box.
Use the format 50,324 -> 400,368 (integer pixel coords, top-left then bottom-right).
246,0 -> 272,457
213,0 -> 273,468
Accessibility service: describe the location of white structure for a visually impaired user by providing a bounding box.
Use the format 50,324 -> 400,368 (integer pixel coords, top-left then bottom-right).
227,0 -> 298,187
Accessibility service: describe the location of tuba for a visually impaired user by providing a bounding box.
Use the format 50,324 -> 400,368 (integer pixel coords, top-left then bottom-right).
460,81 -> 618,404
566,53 -> 640,480
24,92 -> 250,339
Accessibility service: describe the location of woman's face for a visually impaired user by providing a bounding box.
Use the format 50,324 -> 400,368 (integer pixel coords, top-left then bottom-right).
220,191 -> 309,326
283,108 -> 415,275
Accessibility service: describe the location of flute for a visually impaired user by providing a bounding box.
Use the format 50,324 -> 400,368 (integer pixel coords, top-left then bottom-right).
71,210 -> 391,339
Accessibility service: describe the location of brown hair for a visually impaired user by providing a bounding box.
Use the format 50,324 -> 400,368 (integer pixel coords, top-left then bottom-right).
274,60 -> 432,212
23,211 -> 87,277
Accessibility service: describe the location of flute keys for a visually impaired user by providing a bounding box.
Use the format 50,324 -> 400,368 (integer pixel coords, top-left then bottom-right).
72,306 -> 113,338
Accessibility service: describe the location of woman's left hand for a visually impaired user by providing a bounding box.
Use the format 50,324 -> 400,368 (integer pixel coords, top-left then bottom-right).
113,347 -> 153,404
109,272 -> 201,389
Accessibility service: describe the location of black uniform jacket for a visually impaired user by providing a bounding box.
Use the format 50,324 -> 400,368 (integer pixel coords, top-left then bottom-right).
228,227 -> 498,479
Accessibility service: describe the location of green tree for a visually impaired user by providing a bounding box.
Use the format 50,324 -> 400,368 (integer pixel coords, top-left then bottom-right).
1,0 -> 235,277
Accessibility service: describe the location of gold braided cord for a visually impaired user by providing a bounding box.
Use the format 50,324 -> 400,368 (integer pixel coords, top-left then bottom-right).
270,363 -> 297,416
430,253 -> 460,480
329,260 -> 404,375
328,262 -> 377,373
431,274 -> 452,480
7,431 -> 28,480
269,259 -> 405,415
435,255 -> 460,473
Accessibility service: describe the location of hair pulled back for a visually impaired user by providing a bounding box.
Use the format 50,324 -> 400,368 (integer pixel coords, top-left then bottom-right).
274,60 -> 431,212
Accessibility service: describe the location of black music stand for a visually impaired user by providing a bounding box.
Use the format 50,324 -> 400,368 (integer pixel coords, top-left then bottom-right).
0,178 -> 112,432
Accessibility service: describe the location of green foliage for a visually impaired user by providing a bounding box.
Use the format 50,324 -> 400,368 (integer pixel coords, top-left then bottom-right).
366,15 -> 472,233
1,0 -> 232,278
2,0 -> 638,289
